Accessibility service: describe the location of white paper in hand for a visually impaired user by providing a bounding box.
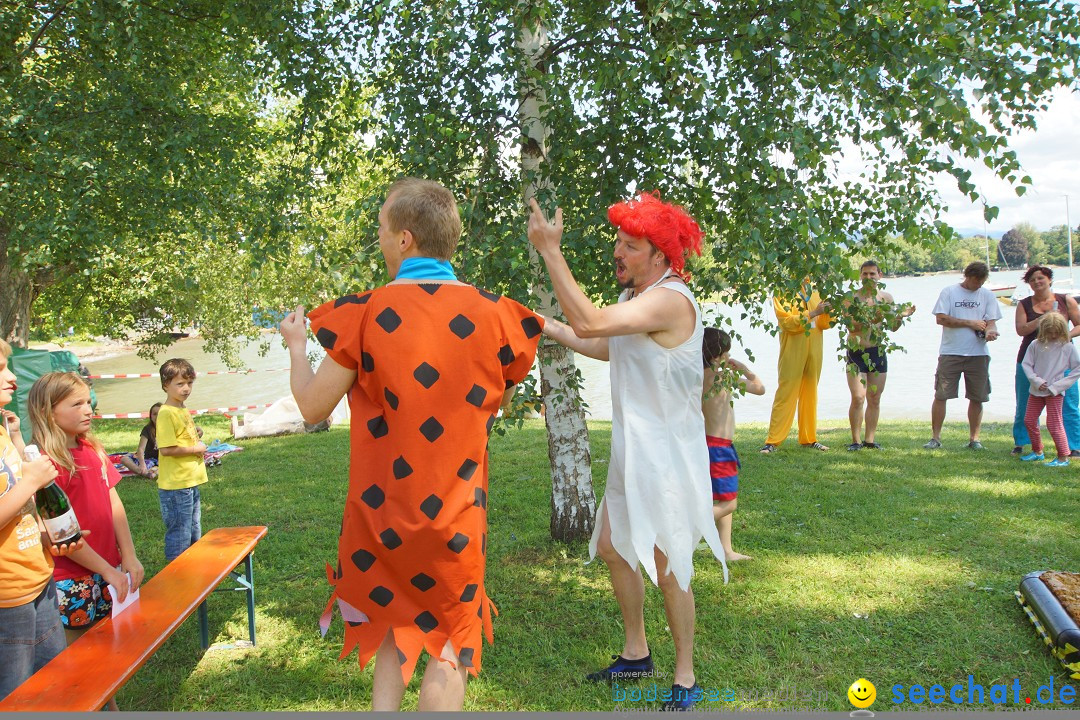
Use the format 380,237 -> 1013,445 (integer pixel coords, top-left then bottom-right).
109,573 -> 140,616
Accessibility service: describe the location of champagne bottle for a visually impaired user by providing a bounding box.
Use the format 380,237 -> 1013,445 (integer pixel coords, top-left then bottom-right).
25,444 -> 82,545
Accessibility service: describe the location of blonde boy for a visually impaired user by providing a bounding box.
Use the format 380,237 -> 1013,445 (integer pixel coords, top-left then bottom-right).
156,358 -> 207,562
702,328 -> 765,562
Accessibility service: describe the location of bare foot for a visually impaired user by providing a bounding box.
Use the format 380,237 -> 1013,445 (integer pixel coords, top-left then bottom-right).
723,551 -> 752,562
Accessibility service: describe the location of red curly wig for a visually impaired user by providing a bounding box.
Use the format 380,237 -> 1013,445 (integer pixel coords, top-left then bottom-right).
607,191 -> 703,278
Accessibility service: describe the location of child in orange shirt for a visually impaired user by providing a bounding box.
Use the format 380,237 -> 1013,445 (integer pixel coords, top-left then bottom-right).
0,342 -> 83,701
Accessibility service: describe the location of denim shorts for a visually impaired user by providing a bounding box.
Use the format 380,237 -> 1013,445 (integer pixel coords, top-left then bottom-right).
0,579 -> 66,701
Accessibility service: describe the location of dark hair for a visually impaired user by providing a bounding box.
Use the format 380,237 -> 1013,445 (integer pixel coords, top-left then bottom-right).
963,261 -> 990,280
860,260 -> 880,271
1023,265 -> 1053,283
160,358 -> 196,389
702,327 -> 731,368
143,402 -> 162,442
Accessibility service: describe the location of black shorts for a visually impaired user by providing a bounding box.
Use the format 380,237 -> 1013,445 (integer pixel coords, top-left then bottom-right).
846,346 -> 888,374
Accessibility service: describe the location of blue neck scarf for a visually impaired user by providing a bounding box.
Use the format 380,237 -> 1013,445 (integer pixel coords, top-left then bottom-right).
395,257 -> 457,281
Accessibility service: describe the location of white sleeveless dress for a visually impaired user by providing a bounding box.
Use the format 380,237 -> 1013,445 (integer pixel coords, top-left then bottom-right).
588,276 -> 728,590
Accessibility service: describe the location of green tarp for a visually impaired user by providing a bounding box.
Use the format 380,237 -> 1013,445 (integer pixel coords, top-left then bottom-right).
8,348 -> 97,444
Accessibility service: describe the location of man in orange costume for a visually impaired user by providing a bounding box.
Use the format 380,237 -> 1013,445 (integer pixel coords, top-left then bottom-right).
760,285 -> 832,453
280,179 -> 542,711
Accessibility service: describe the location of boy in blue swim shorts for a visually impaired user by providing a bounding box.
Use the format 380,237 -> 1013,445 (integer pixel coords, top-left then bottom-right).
702,328 -> 765,562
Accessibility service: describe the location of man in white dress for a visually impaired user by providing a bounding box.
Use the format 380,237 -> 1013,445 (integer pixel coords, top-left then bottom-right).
528,193 -> 725,711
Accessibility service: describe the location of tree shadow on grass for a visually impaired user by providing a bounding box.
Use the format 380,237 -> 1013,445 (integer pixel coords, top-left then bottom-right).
104,418 -> 1076,710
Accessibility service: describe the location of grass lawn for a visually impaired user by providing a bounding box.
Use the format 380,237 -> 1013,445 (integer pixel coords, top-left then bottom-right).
87,416 -> 1079,711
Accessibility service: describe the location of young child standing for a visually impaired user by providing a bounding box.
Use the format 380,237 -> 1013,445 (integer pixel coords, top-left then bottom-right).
119,402 -> 161,478
702,328 -> 766,562
28,372 -> 143,711
1021,312 -> 1080,467
0,342 -> 84,701
156,359 -> 207,562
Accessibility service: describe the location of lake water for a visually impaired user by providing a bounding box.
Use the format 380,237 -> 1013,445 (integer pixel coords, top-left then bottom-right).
86,268 -> 1066,424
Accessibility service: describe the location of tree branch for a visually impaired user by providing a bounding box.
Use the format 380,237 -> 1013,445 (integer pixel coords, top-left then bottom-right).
138,0 -> 222,25
543,29 -> 591,60
10,0 -> 74,68
0,160 -> 66,180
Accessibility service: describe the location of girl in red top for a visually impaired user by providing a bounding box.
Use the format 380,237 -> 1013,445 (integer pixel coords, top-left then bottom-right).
28,373 -> 143,710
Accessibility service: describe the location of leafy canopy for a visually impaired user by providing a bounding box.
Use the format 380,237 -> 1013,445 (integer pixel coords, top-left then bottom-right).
2,1 -> 384,355
346,0 -> 1080,318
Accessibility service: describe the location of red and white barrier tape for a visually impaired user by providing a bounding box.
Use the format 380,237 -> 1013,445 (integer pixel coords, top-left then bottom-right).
92,403 -> 276,419
87,368 -> 289,380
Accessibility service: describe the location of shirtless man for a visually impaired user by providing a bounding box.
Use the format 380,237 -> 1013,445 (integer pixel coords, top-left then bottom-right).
843,260 -> 915,451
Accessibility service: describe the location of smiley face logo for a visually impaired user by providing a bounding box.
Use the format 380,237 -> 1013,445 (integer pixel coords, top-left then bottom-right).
848,678 -> 876,709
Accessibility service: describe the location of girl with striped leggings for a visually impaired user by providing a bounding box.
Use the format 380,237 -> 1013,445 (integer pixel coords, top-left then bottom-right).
1021,312 -> 1080,467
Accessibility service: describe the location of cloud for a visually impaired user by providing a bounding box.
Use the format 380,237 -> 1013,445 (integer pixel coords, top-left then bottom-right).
935,87 -> 1080,234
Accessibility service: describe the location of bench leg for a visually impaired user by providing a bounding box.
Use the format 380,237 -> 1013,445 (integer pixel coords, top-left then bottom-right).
244,553 -> 256,646
198,601 -> 209,650
202,553 -> 257,651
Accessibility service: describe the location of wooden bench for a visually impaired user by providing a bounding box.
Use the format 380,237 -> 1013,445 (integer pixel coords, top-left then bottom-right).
0,525 -> 268,712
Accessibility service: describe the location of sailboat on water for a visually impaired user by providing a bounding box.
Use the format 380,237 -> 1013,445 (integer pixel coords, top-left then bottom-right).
988,240 -> 1018,304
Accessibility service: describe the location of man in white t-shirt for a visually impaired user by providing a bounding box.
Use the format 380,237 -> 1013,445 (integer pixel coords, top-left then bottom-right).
924,261 -> 1003,449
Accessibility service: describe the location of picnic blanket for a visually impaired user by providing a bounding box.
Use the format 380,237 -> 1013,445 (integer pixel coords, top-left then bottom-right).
109,440 -> 243,477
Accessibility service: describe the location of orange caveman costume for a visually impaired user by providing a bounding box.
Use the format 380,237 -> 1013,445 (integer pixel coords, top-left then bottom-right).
309,284 -> 541,683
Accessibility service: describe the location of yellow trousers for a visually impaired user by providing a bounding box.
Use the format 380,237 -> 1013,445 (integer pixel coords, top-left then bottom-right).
766,328 -> 824,446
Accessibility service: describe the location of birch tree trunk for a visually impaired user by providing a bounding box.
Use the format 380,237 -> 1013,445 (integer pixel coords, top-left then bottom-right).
518,21 -> 597,542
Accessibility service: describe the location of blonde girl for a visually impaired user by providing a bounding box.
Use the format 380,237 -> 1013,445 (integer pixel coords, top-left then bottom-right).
1021,312 -> 1080,466
28,373 -> 143,710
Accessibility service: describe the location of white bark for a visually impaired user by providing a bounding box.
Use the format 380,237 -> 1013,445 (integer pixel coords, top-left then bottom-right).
518,21 -> 597,541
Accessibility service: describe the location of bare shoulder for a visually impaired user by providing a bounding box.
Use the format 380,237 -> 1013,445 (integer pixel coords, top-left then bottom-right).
656,278 -> 693,296
651,280 -> 696,311
879,290 -> 895,303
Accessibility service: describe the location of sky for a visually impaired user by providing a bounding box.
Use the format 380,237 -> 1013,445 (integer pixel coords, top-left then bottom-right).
934,86 -> 1080,236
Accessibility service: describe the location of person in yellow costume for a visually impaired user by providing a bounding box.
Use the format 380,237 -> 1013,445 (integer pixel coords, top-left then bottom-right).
760,284 -> 832,453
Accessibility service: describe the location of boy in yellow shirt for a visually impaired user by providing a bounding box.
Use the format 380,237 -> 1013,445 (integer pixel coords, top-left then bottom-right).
156,359 -> 207,562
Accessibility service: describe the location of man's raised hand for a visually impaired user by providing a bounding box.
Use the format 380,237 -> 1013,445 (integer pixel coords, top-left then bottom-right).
527,198 -> 563,257
279,306 -> 308,349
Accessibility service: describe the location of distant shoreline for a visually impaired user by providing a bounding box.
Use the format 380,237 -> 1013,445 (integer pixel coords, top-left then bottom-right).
26,264 -> 1051,362
28,338 -> 137,363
